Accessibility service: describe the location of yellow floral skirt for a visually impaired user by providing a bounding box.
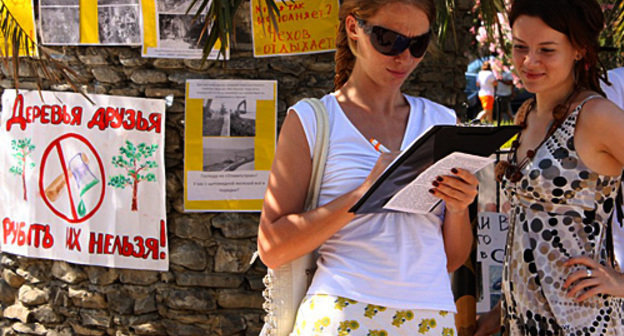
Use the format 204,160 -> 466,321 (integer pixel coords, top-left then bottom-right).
290,294 -> 456,336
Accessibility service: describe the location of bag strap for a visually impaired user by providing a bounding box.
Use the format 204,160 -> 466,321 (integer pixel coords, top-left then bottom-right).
301,98 -> 330,210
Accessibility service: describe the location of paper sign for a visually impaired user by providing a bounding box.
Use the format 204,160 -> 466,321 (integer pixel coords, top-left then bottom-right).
0,89 -> 167,271
251,0 -> 338,57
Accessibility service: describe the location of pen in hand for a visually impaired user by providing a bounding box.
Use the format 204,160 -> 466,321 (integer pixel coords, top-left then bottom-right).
369,138 -> 391,153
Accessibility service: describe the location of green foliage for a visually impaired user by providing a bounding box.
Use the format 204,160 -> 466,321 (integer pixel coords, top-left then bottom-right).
11,138 -> 35,152
108,174 -> 132,189
109,141 -> 159,188
188,0 -> 285,62
9,138 -> 35,175
9,166 -> 21,175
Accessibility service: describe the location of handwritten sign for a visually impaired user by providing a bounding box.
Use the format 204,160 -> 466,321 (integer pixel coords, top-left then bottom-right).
251,0 -> 339,57
476,211 -> 509,313
0,89 -> 167,271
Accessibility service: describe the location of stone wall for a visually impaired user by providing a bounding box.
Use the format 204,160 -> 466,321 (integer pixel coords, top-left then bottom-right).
0,1 -> 474,335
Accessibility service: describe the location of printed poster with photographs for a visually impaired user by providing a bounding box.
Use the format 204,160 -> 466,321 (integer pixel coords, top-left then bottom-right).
0,89 -> 167,271
39,0 -> 141,45
1,0 -> 37,56
251,0 -> 339,57
184,79 -> 277,211
141,0 -> 228,59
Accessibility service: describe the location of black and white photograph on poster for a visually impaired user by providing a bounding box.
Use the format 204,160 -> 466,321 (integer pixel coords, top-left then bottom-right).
39,5 -> 80,45
203,138 -> 255,172
158,14 -> 208,50
144,1 -> 224,59
39,0 -> 141,45
158,0 -> 198,14
98,1 -> 141,45
202,99 -> 256,137
230,99 -> 256,137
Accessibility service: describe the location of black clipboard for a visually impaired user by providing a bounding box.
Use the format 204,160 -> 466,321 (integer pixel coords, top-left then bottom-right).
349,125 -> 521,214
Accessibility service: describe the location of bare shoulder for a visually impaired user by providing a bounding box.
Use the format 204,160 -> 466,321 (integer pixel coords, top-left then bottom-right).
578,95 -> 624,127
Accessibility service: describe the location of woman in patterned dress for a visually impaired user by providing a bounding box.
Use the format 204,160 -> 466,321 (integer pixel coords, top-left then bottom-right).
498,0 -> 624,334
257,0 -> 478,335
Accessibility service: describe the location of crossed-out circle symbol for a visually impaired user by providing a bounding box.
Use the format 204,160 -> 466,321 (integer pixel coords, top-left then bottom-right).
39,133 -> 105,224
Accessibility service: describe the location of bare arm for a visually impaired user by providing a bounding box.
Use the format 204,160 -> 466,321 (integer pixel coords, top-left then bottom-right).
433,167 -> 478,272
575,98 -> 624,176
257,110 -> 395,269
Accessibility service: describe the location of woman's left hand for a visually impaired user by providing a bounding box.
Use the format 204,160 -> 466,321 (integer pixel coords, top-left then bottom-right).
563,256 -> 624,302
431,168 -> 479,214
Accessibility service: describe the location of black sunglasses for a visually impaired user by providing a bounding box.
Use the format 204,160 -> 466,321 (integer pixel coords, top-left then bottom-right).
355,17 -> 431,58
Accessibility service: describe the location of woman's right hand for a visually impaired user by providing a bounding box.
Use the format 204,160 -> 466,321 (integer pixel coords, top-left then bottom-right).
356,152 -> 399,197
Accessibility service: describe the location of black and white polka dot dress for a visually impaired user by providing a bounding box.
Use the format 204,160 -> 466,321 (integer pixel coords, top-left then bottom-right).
501,96 -> 624,335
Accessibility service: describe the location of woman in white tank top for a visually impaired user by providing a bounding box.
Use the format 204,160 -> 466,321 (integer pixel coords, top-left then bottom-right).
257,1 -> 479,334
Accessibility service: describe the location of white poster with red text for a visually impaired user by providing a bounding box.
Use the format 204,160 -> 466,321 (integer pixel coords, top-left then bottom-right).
0,89 -> 168,271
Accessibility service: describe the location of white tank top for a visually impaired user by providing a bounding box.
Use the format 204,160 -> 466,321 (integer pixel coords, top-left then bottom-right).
290,93 -> 458,311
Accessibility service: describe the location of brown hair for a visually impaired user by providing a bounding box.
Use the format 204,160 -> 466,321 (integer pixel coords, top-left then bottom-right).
509,0 -> 607,96
333,0 -> 436,89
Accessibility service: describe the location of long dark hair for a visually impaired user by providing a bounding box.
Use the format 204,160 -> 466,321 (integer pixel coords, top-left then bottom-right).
334,0 -> 436,89
509,0 -> 608,96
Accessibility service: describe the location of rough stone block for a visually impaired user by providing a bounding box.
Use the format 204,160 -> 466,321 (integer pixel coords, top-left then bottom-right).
161,288 -> 216,312
68,288 -> 107,309
79,309 -> 111,328
169,239 -> 207,271
174,272 -> 243,288
214,240 -> 255,273
2,270 -> 24,289
32,304 -> 62,324
216,289 -> 263,309
129,70 -> 168,84
18,285 -> 49,306
51,262 -> 87,284
212,213 -> 259,239
3,303 -> 30,323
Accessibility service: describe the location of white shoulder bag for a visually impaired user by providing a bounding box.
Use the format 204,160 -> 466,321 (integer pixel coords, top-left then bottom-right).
259,98 -> 330,336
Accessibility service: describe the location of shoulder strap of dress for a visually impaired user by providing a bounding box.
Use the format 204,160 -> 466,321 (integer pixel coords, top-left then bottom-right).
573,94 -> 602,112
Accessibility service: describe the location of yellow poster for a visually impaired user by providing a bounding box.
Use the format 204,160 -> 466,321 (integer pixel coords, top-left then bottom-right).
38,0 -> 141,45
140,0 -> 227,60
251,0 -> 339,57
0,0 -> 37,56
184,79 -> 277,212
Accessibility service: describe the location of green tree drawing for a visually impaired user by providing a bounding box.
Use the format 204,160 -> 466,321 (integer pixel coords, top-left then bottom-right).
108,141 -> 158,212
9,138 -> 36,201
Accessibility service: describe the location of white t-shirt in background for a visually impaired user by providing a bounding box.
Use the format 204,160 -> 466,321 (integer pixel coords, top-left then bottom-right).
477,70 -> 496,97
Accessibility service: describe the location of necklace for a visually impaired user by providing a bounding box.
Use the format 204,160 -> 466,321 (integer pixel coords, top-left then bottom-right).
495,89 -> 580,183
